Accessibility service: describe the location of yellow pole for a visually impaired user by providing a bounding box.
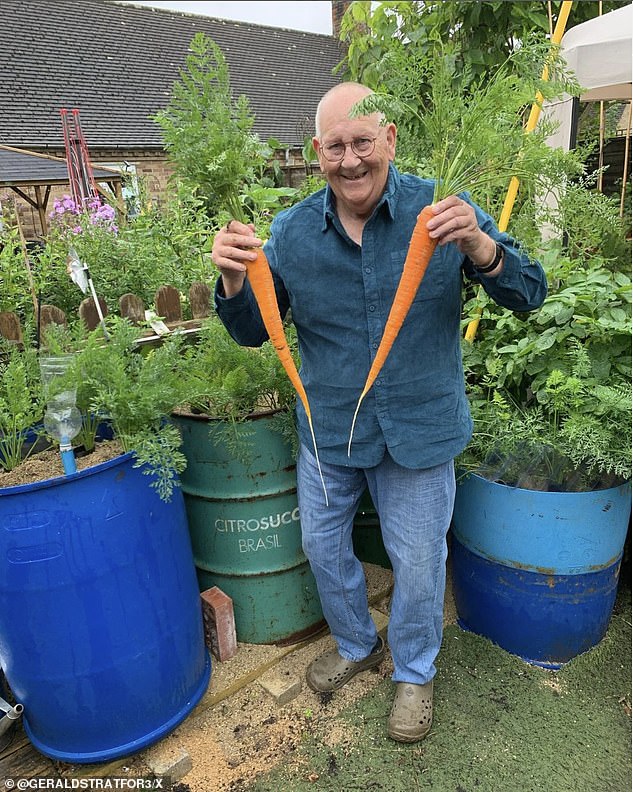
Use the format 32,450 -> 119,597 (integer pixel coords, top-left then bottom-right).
464,0 -> 574,343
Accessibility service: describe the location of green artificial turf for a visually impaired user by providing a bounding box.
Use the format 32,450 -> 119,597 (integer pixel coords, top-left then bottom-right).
250,588 -> 631,792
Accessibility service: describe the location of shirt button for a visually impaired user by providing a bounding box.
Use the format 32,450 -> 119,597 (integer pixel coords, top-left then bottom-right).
365,267 -> 372,274
369,305 -> 375,312
372,342 -> 378,349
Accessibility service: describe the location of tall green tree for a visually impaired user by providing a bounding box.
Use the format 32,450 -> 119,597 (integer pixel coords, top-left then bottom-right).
339,1 -> 629,86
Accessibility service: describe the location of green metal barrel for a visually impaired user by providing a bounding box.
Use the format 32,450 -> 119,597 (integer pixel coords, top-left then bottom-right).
173,410 -> 325,645
352,488 -> 392,569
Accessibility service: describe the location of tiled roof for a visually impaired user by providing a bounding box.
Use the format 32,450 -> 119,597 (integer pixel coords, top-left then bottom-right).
0,146 -> 123,186
1,0 -> 342,150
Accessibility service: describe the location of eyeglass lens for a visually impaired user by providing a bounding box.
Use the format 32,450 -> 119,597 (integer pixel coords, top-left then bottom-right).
321,137 -> 376,161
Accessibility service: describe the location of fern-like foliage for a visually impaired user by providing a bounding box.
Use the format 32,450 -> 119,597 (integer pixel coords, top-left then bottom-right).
154,32 -> 265,223
461,337 -> 632,490
57,318 -> 192,500
177,317 -> 299,462
180,317 -> 297,419
127,423 -> 187,502
0,342 -> 44,471
352,38 -> 580,205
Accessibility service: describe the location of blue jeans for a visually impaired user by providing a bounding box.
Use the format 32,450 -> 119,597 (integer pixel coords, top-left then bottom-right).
297,445 -> 455,685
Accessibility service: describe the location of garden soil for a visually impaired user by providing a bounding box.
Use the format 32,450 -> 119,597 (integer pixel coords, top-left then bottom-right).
1,446 -> 630,792
0,440 -> 124,488
134,580 -> 631,792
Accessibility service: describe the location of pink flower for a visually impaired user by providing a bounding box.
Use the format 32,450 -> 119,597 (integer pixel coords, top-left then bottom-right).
49,194 -> 117,235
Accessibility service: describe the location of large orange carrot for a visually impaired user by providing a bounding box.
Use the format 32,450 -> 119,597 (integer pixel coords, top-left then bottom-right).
348,205 -> 437,456
247,248 -> 328,504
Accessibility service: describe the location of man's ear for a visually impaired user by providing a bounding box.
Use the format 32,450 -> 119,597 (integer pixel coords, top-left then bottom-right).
386,123 -> 397,161
312,137 -> 326,172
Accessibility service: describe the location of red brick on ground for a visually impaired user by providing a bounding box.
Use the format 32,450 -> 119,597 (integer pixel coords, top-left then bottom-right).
201,586 -> 237,661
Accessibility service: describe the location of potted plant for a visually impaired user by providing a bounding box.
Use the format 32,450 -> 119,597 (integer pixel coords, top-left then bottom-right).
171,317 -> 326,645
156,32 -> 325,645
0,320 -> 210,764
452,183 -> 632,668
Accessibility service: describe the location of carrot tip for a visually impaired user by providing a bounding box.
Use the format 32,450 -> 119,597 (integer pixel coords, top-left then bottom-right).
307,416 -> 329,507
347,393 -> 365,458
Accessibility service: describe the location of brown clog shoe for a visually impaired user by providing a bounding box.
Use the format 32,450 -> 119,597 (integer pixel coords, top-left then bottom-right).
306,637 -> 385,693
388,681 -> 433,742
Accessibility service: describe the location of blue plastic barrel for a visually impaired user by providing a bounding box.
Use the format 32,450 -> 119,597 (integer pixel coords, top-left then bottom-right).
0,452 -> 211,763
451,473 -> 631,668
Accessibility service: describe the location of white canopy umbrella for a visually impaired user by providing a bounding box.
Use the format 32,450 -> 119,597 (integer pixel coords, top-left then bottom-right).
544,3 -> 632,151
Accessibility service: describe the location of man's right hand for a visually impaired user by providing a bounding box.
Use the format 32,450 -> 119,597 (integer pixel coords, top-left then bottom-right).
211,220 -> 263,297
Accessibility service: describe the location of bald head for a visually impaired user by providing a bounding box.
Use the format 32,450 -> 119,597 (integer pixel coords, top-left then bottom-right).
315,82 -> 377,138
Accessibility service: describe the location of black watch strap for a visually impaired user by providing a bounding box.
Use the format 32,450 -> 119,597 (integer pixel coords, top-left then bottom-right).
474,243 -> 503,274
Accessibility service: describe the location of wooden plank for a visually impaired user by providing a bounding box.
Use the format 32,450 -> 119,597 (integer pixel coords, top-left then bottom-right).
154,285 -> 181,323
0,312 -> 22,343
119,293 -> 145,325
59,758 -> 128,779
0,718 -> 130,780
0,729 -> 58,778
78,296 -> 108,331
189,281 -> 211,320
39,304 -> 67,329
34,185 -> 49,235
0,728 -> 30,760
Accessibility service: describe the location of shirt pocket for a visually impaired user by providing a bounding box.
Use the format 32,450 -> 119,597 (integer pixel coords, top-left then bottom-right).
388,247 -> 447,302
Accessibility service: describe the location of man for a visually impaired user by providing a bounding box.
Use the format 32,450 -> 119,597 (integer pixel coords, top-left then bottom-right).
211,82 -> 546,743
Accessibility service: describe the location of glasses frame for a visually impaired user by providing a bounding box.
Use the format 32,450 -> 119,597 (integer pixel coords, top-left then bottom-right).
318,136 -> 378,163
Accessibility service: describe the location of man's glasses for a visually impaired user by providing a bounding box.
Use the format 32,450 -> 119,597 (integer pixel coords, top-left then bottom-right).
319,136 -> 377,162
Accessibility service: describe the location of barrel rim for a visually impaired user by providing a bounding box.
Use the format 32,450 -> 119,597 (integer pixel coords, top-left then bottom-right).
172,407 -> 287,424
0,450 -> 135,497
458,470 -> 632,496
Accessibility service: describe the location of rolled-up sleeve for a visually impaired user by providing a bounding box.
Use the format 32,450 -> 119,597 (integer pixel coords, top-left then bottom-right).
214,278 -> 269,347
463,198 -> 547,311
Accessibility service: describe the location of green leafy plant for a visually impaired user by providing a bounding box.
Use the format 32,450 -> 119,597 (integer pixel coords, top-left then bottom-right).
154,32 -> 297,231
155,31 -> 305,463
460,219 -> 632,490
68,319 -> 189,500
33,319 -> 190,499
36,186 -> 214,321
0,343 -> 45,472
339,1 -> 626,88
176,317 -> 298,463
0,222 -> 35,317
353,39 -> 579,210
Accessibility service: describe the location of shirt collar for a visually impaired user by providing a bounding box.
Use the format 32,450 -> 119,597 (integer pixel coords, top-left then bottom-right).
321,162 -> 401,231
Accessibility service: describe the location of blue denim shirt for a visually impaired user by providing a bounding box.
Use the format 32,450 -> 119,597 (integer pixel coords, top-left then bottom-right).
215,164 -> 547,469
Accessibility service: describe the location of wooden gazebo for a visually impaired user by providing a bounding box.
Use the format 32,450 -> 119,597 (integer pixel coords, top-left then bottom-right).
0,144 -> 124,237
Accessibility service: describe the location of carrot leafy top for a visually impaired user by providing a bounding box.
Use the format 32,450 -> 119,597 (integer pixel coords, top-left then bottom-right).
352,41 -> 580,204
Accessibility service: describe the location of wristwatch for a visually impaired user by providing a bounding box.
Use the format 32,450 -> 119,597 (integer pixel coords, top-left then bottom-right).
474,243 -> 503,274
